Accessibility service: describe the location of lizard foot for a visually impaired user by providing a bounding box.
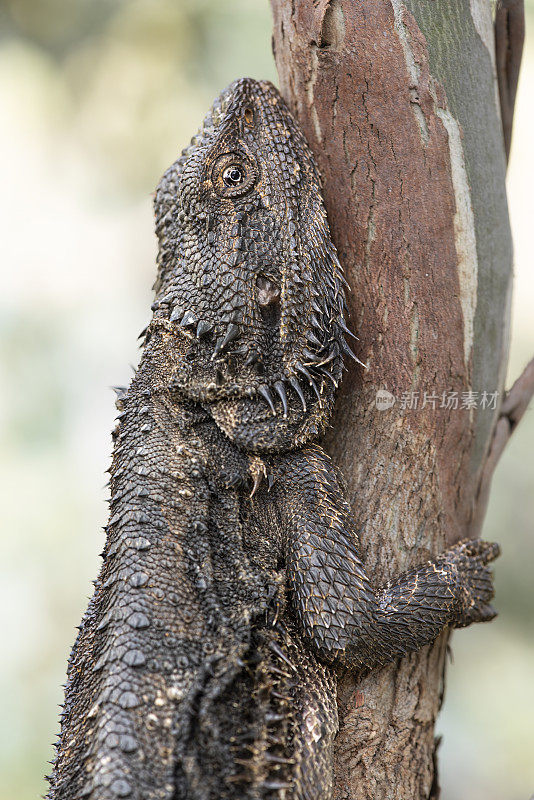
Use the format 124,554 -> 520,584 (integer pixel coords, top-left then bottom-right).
448,539 -> 500,628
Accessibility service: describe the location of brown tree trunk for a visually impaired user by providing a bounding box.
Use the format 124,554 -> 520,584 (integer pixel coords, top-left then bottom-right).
269,1 -> 520,797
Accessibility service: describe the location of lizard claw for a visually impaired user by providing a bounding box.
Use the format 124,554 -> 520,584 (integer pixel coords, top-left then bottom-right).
248,456 -> 267,498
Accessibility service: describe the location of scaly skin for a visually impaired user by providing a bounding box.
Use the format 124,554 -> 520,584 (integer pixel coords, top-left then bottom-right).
48,78 -> 499,800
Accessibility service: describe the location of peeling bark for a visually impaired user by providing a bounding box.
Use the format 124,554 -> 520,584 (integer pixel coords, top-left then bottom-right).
269,1 -> 515,797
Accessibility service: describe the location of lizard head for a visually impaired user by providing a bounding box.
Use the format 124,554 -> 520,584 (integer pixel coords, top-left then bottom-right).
150,77 -> 357,452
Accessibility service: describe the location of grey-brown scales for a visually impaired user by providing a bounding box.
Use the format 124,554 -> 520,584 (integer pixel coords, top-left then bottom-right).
48,78 -> 499,800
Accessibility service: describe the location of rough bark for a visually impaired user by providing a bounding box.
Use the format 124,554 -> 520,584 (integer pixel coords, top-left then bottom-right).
269,1 -> 514,798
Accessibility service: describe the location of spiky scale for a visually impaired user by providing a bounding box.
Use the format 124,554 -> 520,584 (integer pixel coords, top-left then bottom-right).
170,307 -> 184,323
274,381 -> 288,418
295,362 -> 321,402
244,350 -> 259,366
337,317 -> 359,341
340,337 -> 367,368
196,320 -> 213,338
180,310 -> 197,329
258,384 -> 276,414
306,330 -> 324,349
288,376 -> 306,412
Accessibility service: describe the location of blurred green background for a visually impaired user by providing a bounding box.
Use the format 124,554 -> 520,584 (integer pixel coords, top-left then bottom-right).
0,1 -> 532,798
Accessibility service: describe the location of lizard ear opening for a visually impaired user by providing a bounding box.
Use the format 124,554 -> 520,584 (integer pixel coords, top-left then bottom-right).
256,276 -> 280,308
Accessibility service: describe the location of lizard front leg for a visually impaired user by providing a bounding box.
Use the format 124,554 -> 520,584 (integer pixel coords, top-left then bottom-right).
274,444 -> 499,671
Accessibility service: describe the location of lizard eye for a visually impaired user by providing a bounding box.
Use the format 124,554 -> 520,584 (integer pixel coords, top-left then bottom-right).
212,153 -> 257,198
223,165 -> 246,187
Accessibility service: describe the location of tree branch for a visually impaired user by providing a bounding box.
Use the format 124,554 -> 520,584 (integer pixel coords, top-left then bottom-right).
500,357 -> 534,425
470,357 -> 534,536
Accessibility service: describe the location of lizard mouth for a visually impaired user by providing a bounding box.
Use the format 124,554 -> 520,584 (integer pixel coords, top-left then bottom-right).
153,306 -> 333,420
150,261 -> 345,419
207,384 -> 332,453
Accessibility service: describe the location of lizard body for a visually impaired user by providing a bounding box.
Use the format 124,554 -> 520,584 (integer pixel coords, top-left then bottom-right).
48,78 -> 499,800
